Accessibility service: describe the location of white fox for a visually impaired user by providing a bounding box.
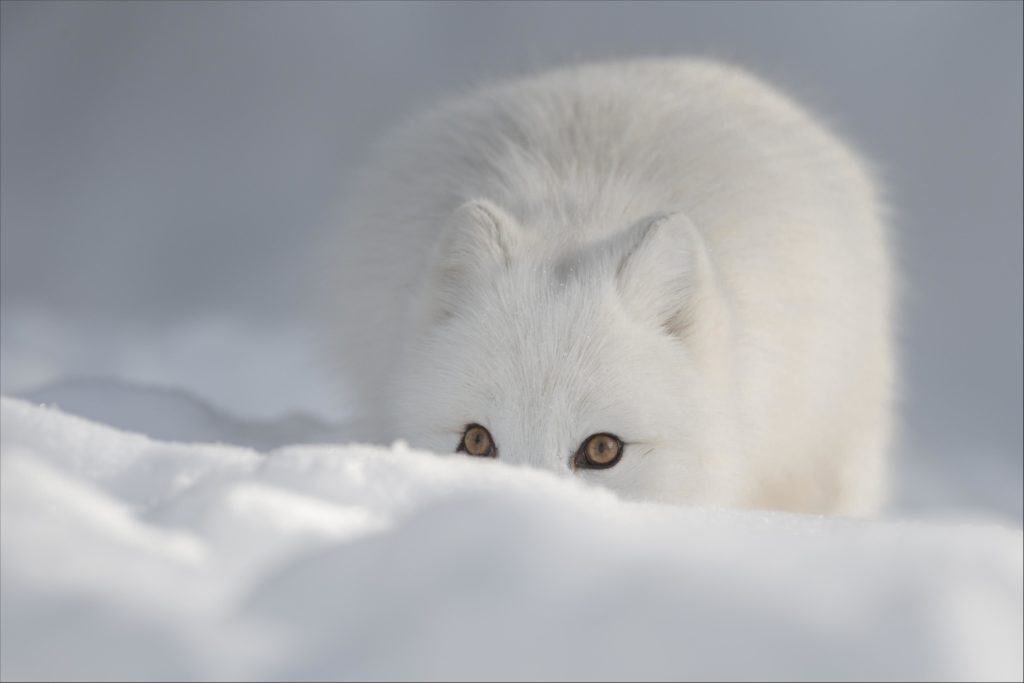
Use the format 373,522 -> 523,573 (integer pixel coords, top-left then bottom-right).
326,59 -> 894,515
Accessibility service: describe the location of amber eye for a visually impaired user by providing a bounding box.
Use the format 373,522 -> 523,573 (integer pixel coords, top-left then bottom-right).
458,424 -> 496,457
574,433 -> 624,469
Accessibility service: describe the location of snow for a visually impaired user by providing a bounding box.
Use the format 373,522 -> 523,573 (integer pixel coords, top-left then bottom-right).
19,377 -> 357,450
0,305 -> 345,421
2,392 -> 1022,681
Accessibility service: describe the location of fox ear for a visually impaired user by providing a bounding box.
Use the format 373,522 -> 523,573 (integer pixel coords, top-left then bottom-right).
426,199 -> 521,322
613,211 -> 712,337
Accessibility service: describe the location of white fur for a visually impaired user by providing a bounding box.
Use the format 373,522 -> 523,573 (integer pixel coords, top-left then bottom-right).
325,59 -> 894,515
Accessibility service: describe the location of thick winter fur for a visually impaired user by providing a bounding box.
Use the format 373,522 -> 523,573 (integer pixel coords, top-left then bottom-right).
326,59 -> 894,515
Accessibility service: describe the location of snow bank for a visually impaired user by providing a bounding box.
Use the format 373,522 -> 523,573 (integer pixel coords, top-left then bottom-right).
19,377 -> 362,450
2,396 -> 1022,681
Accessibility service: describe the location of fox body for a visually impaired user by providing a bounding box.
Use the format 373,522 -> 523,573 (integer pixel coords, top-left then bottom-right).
328,59 -> 894,515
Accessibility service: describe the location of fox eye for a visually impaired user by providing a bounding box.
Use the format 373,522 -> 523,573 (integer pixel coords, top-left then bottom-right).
574,433 -> 624,469
458,424 -> 496,458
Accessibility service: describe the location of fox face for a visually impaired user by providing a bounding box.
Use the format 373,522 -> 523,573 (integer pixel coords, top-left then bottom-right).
393,200 -> 741,504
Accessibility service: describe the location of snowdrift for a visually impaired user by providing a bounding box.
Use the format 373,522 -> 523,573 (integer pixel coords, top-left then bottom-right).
1,396 -> 1022,681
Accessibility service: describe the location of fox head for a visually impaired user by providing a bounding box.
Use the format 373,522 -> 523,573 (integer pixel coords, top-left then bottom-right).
393,199 -> 741,504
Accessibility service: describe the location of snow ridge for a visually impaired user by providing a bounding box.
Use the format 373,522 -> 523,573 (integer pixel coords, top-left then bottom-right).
2,396 -> 1022,680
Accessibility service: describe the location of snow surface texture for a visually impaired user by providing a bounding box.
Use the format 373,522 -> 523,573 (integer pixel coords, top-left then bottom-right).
2,393 -> 1022,681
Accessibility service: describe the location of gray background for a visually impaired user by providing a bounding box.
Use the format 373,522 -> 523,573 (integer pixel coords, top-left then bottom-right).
2,2 -> 1021,516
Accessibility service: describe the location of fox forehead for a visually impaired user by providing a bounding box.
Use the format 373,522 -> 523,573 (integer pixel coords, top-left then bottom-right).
447,284 -> 610,392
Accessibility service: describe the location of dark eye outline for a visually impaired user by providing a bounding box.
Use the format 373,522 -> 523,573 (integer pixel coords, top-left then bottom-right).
573,433 -> 624,470
457,423 -> 497,458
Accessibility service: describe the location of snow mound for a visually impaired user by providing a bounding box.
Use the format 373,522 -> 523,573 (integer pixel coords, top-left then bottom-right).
2,396 -> 1022,681
20,377 -> 367,449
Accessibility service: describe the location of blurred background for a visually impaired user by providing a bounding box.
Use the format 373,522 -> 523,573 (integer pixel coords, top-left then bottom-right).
1,1 -> 1021,520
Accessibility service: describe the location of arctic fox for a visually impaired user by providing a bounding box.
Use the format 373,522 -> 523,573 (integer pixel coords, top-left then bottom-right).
327,59 -> 894,515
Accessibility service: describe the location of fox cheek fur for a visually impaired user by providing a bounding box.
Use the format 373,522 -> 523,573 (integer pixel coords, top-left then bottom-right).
325,59 -> 894,515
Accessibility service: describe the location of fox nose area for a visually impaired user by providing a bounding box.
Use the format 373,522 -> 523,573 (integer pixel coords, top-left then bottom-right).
503,451 -> 575,477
